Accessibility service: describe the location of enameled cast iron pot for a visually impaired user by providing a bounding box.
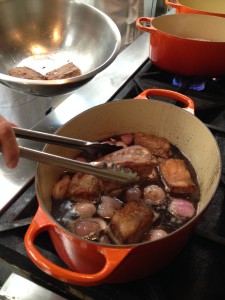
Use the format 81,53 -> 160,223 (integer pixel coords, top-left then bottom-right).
24,89 -> 221,286
136,14 -> 225,77
165,0 -> 225,18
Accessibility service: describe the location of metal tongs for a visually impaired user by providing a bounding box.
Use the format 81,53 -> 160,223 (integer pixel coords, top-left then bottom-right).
12,127 -> 139,184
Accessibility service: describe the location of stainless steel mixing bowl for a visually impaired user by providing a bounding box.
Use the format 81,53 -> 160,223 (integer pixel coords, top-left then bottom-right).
0,0 -> 121,96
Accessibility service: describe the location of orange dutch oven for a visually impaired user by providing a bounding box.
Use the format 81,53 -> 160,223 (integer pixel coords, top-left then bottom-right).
136,14 -> 225,77
165,0 -> 225,18
24,89 -> 221,286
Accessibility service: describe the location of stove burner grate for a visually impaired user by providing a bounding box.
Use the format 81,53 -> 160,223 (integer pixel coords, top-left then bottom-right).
1,58 -> 225,300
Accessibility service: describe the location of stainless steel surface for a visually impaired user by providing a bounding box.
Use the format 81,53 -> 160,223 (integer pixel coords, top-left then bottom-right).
0,273 -> 66,300
0,0 -> 121,96
19,146 -> 139,184
13,126 -> 123,154
0,32 -> 149,212
80,0 -> 163,51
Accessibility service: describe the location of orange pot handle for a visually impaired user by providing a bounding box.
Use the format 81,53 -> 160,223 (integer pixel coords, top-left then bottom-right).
135,89 -> 195,115
24,208 -> 132,286
136,17 -> 156,33
164,0 -> 181,9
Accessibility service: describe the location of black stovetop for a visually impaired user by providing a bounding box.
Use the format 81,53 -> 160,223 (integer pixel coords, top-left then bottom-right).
0,60 -> 225,300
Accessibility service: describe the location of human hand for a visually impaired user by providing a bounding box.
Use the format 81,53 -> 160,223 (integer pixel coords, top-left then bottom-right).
0,115 -> 19,168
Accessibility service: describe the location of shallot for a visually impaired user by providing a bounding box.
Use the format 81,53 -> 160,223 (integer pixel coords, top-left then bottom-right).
97,196 -> 123,218
168,198 -> 195,219
72,218 -> 107,240
143,185 -> 166,205
73,201 -> 96,218
149,229 -> 168,241
125,187 -> 141,202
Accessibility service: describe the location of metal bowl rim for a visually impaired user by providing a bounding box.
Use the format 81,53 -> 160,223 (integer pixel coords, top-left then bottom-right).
0,2 -> 121,87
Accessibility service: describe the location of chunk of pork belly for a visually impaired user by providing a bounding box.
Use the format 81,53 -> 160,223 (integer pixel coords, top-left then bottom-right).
100,145 -> 157,175
100,180 -> 126,197
67,173 -> 102,199
9,66 -> 45,80
44,62 -> 82,80
159,158 -> 195,194
134,133 -> 171,158
109,201 -> 154,244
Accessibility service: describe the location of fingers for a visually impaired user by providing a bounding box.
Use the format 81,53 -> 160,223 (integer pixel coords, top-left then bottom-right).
0,115 -> 19,168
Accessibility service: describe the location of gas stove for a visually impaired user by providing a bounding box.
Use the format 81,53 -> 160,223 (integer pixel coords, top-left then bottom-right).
0,32 -> 225,300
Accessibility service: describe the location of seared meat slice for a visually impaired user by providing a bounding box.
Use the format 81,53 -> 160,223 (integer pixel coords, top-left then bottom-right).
159,158 -> 195,194
44,62 -> 81,80
109,201 -> 154,244
9,66 -> 45,80
134,132 -> 171,158
100,145 -> 157,176
67,173 -> 102,199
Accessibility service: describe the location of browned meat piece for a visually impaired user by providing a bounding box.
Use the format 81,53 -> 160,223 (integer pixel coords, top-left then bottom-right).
9,66 -> 45,80
67,173 -> 102,199
100,180 -> 126,197
109,201 -> 154,244
159,158 -> 195,194
44,62 -> 82,80
63,146 -> 152,200
52,175 -> 71,200
134,132 -> 171,158
99,145 -> 157,176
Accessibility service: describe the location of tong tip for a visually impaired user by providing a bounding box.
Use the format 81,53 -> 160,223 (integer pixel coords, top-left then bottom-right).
91,161 -> 139,184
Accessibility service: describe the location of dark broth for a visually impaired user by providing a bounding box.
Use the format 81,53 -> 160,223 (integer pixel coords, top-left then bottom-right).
51,134 -> 200,244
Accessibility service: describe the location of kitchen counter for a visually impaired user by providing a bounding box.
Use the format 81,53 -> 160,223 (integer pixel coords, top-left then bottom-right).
0,32 -> 149,212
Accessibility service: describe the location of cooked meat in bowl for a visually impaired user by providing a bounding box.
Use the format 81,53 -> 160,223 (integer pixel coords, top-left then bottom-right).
0,0 -> 121,96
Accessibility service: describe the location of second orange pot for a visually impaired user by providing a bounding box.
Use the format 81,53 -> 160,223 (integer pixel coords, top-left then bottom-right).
136,14 -> 225,77
165,0 -> 225,18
